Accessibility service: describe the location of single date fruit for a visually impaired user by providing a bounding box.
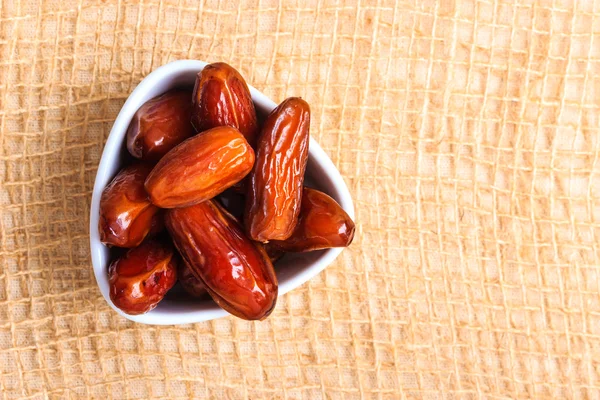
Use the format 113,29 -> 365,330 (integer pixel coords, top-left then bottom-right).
99,164 -> 159,248
108,238 -> 178,315
127,89 -> 195,162
192,62 -> 259,147
145,126 -> 255,208
165,200 -> 278,320
269,187 -> 355,252
245,97 -> 310,242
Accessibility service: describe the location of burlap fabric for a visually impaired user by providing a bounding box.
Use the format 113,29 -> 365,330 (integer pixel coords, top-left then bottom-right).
1,0 -> 599,398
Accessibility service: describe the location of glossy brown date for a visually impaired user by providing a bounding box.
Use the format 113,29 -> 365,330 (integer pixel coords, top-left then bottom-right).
127,89 -> 195,162
192,62 -> 259,147
245,97 -> 310,242
178,261 -> 207,298
145,126 -> 255,208
108,238 -> 178,315
269,187 -> 355,252
99,164 -> 159,248
165,200 -> 278,320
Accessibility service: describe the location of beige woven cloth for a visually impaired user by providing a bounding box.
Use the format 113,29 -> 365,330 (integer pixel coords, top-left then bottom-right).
1,0 -> 599,398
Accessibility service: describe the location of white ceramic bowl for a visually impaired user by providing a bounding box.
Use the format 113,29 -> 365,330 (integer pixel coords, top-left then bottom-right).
89,60 -> 355,325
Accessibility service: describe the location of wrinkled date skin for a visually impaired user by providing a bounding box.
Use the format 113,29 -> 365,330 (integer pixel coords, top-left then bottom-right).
192,62 -> 259,147
127,89 -> 195,162
165,200 -> 278,320
108,238 -> 178,315
99,164 -> 160,248
178,261 -> 207,298
270,187 -> 355,252
145,126 -> 255,208
245,97 -> 310,242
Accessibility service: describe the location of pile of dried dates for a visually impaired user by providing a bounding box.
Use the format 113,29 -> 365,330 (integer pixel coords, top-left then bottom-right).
99,62 -> 355,320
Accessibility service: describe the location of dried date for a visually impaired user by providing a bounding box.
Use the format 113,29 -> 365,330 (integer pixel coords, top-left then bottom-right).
127,89 -> 195,162
99,164 -> 159,248
192,62 -> 258,147
166,200 -> 277,320
145,126 -> 255,208
244,97 -> 310,242
108,238 -> 178,315
269,187 -> 355,252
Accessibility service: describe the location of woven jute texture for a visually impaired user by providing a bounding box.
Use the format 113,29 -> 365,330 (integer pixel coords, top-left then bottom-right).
1,0 -> 600,398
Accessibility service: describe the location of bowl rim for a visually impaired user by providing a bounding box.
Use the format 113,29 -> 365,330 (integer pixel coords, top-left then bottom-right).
89,59 -> 355,325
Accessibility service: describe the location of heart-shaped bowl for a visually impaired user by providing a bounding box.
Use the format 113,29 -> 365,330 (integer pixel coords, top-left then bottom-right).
89,60 -> 355,325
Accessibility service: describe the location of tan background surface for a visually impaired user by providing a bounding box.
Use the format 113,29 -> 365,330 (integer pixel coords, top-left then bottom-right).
1,0 -> 600,398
